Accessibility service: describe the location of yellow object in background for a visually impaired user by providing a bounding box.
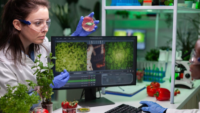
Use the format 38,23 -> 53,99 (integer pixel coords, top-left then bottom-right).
77,107 -> 90,112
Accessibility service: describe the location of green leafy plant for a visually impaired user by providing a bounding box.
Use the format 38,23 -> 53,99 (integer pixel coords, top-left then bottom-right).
145,49 -> 160,61
55,42 -> 87,72
105,42 -> 134,70
164,0 -> 174,5
32,53 -> 56,107
51,3 -> 70,30
0,80 -> 40,113
165,13 -> 199,60
115,11 -> 130,18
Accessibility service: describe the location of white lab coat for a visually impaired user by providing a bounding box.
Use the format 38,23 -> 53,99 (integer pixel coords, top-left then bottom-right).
0,37 -> 50,96
166,108 -> 200,113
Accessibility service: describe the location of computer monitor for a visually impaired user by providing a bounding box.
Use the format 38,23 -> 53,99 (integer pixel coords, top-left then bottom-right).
113,29 -> 146,50
51,36 -> 137,106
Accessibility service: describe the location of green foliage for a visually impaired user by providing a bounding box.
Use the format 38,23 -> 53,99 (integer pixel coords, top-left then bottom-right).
164,0 -> 174,5
145,49 -> 160,61
115,11 -> 130,18
165,13 -> 199,61
32,53 -> 56,103
105,42 -> 134,70
0,81 -> 40,113
51,3 -> 70,29
55,42 -> 87,72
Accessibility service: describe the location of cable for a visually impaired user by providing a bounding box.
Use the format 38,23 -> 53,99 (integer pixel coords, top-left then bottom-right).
96,87 -> 101,99
80,89 -> 85,100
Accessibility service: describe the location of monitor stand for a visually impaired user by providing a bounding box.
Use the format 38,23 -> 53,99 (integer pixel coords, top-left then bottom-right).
78,88 -> 115,107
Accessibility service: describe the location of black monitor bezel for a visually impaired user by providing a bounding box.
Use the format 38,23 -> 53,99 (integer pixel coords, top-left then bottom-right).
51,36 -> 137,90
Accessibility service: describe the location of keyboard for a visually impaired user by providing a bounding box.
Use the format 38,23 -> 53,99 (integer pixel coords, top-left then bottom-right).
105,104 -> 144,113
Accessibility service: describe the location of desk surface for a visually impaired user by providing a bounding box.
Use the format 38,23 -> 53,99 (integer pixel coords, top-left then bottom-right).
54,80 -> 200,113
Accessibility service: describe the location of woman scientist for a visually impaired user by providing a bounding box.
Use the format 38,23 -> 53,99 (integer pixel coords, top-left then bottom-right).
0,0 -> 99,106
140,39 -> 200,113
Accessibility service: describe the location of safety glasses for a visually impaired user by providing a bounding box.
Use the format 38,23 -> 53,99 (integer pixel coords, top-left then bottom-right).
189,49 -> 200,66
19,19 -> 51,32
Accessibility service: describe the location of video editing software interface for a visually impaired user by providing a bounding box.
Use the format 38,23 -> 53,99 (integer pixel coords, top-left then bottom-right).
51,36 -> 137,89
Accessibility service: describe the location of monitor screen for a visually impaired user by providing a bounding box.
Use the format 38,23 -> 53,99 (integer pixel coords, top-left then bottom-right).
51,36 -> 137,89
113,29 -> 146,50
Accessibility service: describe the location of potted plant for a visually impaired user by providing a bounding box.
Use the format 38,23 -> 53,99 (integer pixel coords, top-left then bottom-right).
32,53 -> 56,113
0,80 -> 40,113
51,3 -> 71,36
145,49 -> 160,61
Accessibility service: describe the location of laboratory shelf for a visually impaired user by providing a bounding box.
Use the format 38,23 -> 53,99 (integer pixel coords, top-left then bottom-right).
105,6 -> 200,13
104,6 -> 174,10
101,0 -> 181,104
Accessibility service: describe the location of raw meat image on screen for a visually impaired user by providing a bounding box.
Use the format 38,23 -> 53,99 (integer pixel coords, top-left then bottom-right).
82,16 -> 95,32
87,44 -> 105,71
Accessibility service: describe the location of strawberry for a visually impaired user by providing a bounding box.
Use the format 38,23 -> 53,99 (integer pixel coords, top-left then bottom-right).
174,92 -> 177,96
176,89 -> 180,94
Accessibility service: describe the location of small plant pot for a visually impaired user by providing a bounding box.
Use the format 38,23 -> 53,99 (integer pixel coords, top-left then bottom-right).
46,104 -> 53,113
42,103 -> 53,113
185,1 -> 193,8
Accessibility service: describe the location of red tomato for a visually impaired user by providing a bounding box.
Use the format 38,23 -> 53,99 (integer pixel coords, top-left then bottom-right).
154,88 -> 170,101
150,82 -> 160,88
147,85 -> 157,97
61,101 -> 69,109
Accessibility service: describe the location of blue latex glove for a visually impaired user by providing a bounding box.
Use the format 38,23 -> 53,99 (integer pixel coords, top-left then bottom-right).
140,101 -> 167,113
71,12 -> 100,36
50,69 -> 70,88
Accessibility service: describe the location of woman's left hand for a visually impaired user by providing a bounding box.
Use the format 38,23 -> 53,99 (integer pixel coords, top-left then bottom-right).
71,12 -> 99,36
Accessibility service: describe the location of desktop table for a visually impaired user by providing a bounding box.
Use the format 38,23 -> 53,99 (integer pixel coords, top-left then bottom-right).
54,80 -> 200,113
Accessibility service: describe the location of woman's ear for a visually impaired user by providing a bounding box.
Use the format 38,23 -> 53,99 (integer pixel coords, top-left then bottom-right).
13,19 -> 22,31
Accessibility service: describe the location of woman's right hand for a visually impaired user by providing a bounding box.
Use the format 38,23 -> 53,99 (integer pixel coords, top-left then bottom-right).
140,101 -> 167,113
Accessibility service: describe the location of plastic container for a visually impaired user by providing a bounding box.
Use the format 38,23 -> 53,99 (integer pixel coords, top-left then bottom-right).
33,107 -> 49,113
111,0 -> 141,6
136,70 -> 144,82
62,107 -> 77,113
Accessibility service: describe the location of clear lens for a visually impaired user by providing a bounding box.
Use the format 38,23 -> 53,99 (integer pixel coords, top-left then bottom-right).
29,19 -> 51,32
189,49 -> 200,65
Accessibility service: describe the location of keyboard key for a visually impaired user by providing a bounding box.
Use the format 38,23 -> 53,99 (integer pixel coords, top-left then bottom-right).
105,104 -> 138,113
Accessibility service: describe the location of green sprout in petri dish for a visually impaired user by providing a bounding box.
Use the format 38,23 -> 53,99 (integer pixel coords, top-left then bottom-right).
85,22 -> 94,26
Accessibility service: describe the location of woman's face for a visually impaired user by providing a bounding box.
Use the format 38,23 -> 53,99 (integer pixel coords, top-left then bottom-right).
19,6 -> 49,45
190,39 -> 200,79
